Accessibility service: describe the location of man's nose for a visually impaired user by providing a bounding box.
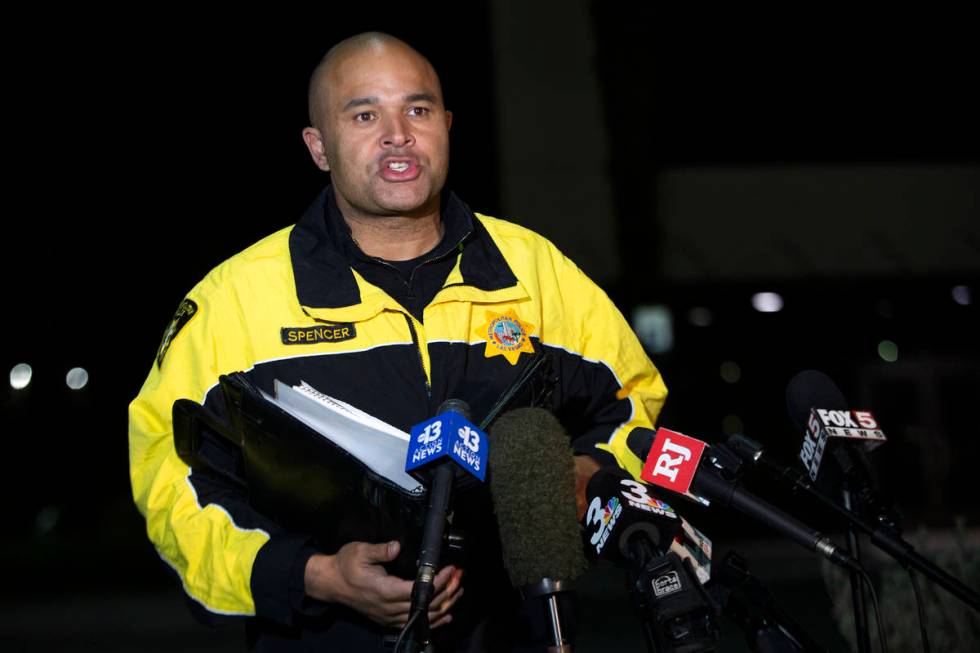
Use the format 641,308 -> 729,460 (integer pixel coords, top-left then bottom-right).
381,115 -> 415,148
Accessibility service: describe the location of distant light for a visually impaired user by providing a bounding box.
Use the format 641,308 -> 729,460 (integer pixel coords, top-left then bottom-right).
722,415 -> 744,436
66,367 -> 89,390
35,506 -> 60,536
10,363 -> 32,390
687,307 -> 713,327
874,299 -> 895,318
720,360 -> 742,384
878,340 -> 898,363
632,304 -> 674,354
752,292 -> 783,313
952,285 -> 971,306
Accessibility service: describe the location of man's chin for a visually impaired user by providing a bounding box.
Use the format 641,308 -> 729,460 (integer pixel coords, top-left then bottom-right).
372,188 -> 440,217
336,181 -> 442,219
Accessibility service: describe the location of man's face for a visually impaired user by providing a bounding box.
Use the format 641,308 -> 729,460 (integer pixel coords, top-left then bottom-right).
307,44 -> 452,219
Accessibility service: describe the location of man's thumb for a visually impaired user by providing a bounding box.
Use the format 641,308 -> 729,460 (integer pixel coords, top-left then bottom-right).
364,540 -> 400,562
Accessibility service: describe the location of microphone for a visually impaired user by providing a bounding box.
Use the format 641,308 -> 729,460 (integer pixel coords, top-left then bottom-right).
583,466 -> 720,651
786,370 -> 887,481
582,466 -> 683,565
786,370 -> 896,653
723,413 -> 980,615
403,399 -> 488,645
628,427 -> 861,572
488,408 -> 587,652
786,370 -> 894,526
786,371 -> 980,615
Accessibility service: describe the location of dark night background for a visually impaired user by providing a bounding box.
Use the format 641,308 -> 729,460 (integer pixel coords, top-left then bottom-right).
2,3 -> 978,651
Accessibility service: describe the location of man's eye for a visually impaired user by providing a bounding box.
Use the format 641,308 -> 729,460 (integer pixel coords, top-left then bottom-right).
354,112 -> 376,122
407,107 -> 429,117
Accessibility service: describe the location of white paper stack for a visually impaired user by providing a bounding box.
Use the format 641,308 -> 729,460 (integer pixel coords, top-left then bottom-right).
267,379 -> 423,493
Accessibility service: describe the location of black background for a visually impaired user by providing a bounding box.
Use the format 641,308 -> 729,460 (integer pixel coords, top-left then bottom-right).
2,4 -> 978,650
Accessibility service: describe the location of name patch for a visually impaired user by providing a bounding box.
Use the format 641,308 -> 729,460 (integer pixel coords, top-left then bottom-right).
281,324 -> 356,345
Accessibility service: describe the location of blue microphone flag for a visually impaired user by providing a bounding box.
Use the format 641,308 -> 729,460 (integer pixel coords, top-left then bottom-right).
406,411 -> 488,481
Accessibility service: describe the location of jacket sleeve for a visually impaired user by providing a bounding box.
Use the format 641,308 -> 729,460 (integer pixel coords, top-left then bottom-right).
543,246 -> 668,478
128,276 -> 321,624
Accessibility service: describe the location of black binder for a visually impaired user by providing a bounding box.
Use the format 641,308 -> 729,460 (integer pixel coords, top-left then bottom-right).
172,348 -> 556,577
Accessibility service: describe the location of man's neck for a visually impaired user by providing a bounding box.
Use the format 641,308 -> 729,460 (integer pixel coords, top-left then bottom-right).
338,199 -> 444,261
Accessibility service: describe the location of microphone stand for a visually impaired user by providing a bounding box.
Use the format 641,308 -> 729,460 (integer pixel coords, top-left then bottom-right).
403,463 -> 456,653
841,486 -> 871,653
709,551 -> 826,653
622,526 -> 720,653
523,578 -> 574,653
626,535 -> 665,653
723,436 -> 980,613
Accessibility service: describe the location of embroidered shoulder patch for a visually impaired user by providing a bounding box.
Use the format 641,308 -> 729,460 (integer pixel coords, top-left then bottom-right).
281,323 -> 357,345
474,309 -> 536,365
156,298 -> 199,368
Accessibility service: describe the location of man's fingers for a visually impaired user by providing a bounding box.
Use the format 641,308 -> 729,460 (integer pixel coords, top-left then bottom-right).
449,567 -> 464,588
428,587 -> 464,622
430,613 -> 453,630
374,576 -> 414,602
432,564 -> 456,591
382,600 -> 413,617
430,567 -> 463,607
351,555 -> 462,630
384,603 -> 414,626
432,566 -> 463,594
430,584 -> 452,610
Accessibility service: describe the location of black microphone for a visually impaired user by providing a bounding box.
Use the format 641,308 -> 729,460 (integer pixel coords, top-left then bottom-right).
489,408 -> 587,652
786,370 -> 895,527
785,371 -> 980,616
581,466 -> 685,566
403,399 -> 488,648
723,414 -> 980,615
583,466 -> 720,652
627,427 -> 861,572
787,370 -> 900,653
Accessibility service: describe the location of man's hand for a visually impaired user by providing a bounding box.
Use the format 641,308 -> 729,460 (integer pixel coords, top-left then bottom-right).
304,540 -> 463,629
574,455 -> 601,521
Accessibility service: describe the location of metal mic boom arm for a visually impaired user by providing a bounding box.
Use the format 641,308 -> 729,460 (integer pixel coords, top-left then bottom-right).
722,435 -> 980,613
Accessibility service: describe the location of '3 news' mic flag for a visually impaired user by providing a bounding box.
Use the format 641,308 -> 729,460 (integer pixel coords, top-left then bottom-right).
406,409 -> 488,482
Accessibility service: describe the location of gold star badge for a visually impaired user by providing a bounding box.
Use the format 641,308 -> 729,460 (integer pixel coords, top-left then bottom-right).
475,309 -> 536,365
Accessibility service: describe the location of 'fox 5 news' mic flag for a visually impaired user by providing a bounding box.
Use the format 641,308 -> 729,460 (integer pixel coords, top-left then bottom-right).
799,408 -> 886,483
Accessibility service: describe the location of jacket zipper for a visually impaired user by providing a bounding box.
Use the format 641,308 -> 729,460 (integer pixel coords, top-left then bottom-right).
369,238 -> 470,399
403,313 -> 431,397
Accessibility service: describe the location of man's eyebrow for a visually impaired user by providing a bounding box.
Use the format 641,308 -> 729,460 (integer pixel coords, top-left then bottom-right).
340,93 -> 437,112
341,96 -> 379,111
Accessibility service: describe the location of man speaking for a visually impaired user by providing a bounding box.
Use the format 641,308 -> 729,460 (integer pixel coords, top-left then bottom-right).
128,32 -> 667,650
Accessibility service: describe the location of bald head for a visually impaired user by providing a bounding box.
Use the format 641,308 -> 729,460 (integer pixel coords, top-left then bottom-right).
307,32 -> 443,128
299,31 -> 453,226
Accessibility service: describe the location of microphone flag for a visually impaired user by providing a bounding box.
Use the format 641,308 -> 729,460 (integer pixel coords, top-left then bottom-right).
640,427 -> 708,500
406,410 -> 488,481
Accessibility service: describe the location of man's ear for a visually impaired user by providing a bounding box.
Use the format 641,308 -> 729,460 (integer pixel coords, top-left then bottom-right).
445,110 -> 453,131
301,127 -> 331,172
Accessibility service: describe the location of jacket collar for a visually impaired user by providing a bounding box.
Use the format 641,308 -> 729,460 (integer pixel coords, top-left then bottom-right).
289,185 -> 525,320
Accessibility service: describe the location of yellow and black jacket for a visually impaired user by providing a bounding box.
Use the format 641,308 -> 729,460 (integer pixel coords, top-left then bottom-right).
128,186 -> 667,629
